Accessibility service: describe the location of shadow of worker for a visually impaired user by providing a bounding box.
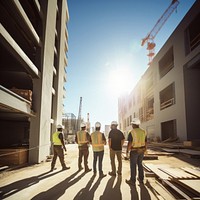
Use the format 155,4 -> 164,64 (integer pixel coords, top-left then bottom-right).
100,176 -> 122,200
31,170 -> 85,200
140,184 -> 151,200
74,175 -> 97,200
130,186 -> 139,200
0,170 -> 61,199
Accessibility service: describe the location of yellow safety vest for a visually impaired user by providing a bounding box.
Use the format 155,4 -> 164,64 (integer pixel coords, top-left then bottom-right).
77,131 -> 88,146
131,128 -> 146,148
91,131 -> 104,152
52,131 -> 62,145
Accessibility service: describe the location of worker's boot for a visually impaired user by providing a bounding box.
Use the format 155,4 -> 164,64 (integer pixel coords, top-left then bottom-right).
99,172 -> 107,178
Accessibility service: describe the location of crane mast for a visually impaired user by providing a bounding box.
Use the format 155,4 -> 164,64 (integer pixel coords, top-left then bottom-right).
141,0 -> 179,65
76,97 -> 82,131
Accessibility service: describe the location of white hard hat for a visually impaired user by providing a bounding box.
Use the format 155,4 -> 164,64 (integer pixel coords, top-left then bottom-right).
80,122 -> 86,128
95,122 -> 101,128
111,121 -> 118,125
57,124 -> 64,129
131,118 -> 140,125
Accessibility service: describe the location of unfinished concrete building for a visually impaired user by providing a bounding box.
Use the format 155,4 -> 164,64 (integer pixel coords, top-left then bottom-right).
0,0 -> 69,165
118,1 -> 200,142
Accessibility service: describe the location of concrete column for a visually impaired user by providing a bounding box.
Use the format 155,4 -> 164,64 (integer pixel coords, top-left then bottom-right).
52,0 -> 67,132
29,0 -> 57,163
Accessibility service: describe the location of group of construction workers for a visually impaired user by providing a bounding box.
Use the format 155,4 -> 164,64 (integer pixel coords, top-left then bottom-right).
51,118 -> 147,186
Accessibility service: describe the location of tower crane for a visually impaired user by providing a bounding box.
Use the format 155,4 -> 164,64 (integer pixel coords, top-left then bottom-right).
141,0 -> 179,65
76,97 -> 82,131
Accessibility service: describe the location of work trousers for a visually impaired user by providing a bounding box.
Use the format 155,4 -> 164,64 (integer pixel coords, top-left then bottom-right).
93,150 -> 104,174
51,145 -> 66,169
110,149 -> 122,174
78,147 -> 89,170
130,150 -> 144,183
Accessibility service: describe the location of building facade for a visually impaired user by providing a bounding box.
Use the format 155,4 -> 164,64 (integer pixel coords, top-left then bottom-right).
0,0 -> 69,163
118,1 -> 200,142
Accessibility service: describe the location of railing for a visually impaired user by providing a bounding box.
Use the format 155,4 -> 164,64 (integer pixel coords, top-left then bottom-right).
160,98 -> 175,110
190,32 -> 200,51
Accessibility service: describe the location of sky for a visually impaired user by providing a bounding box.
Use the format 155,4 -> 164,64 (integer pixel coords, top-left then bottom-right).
64,0 -> 196,130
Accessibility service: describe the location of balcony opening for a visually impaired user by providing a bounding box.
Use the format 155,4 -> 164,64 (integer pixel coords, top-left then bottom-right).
146,98 -> 154,121
185,12 -> 200,54
160,83 -> 175,110
159,47 -> 174,79
161,120 -> 177,141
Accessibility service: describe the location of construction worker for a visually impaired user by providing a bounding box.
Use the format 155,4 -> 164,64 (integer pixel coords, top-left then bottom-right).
75,122 -> 92,173
51,124 -> 70,171
108,121 -> 125,176
90,122 -> 107,178
126,118 -> 147,186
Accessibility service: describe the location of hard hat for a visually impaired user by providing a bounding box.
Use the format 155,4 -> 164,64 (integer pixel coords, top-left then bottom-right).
80,122 -> 86,128
131,118 -> 140,125
111,121 -> 118,125
57,124 -> 64,129
95,122 -> 101,128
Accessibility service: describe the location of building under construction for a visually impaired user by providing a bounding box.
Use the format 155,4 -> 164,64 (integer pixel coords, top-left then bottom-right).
0,0 -> 69,165
62,113 -> 76,143
118,1 -> 200,141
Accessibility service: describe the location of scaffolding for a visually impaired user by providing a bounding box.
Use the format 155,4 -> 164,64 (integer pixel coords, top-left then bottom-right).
62,113 -> 76,143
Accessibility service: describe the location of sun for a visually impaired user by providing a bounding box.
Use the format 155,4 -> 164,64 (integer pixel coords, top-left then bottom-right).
107,67 -> 133,97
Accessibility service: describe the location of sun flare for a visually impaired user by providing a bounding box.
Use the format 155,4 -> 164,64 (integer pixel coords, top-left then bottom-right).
107,67 -> 133,96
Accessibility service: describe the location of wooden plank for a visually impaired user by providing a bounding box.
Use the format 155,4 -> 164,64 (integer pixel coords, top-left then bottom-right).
181,167 -> 200,178
162,180 -> 191,200
159,167 -> 196,179
146,179 -> 175,200
175,179 -> 200,197
144,164 -> 170,180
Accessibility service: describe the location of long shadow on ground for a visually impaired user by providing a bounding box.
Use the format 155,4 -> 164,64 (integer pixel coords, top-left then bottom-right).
31,171 -> 85,200
100,176 -> 122,200
0,170 -> 61,199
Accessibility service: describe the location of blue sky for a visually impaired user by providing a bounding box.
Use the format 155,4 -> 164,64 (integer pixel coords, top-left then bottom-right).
64,0 -> 196,130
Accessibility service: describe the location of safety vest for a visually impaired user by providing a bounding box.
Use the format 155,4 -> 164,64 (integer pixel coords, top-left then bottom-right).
130,128 -> 146,148
52,131 -> 62,145
77,130 -> 88,146
91,131 -> 104,152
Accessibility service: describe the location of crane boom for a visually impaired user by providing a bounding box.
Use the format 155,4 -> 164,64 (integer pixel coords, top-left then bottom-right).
141,0 -> 179,65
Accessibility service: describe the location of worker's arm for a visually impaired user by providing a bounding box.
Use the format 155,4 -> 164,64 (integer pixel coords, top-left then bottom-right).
86,132 -> 91,144
121,131 -> 125,148
108,131 -> 111,149
59,133 -> 67,151
102,133 -> 107,145
126,132 -> 132,153
145,134 -> 147,150
108,138 -> 111,149
121,139 -> 125,148
75,134 -> 78,144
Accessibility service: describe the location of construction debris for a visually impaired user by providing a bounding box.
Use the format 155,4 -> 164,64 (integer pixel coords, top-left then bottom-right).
143,163 -> 200,199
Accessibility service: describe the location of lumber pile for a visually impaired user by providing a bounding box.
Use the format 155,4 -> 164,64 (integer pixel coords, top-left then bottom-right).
162,148 -> 200,158
10,88 -> 32,102
143,163 -> 200,199
0,148 -> 28,165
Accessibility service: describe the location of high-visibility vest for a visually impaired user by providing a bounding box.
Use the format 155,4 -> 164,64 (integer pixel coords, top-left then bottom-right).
77,131 -> 88,146
91,131 -> 104,152
52,132 -> 62,145
130,128 -> 146,148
